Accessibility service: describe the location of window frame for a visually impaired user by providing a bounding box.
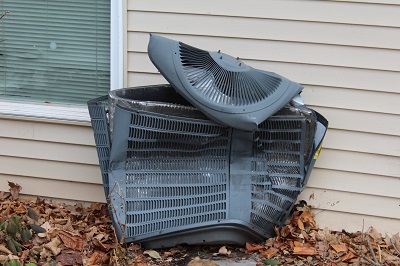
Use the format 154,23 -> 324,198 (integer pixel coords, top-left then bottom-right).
0,0 -> 124,123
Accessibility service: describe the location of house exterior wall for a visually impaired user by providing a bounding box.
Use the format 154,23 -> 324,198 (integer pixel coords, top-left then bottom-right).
0,117 -> 104,202
1,0 -> 399,234
125,0 -> 400,233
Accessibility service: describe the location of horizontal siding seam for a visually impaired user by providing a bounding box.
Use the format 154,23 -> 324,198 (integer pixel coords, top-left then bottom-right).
308,104 -> 400,117
0,154 -> 100,167
0,173 -> 102,186
321,147 -> 400,159
304,185 -> 400,201
129,32 -> 400,53
0,135 -> 96,147
314,165 -> 399,179
326,0 -> 400,6
128,70 -> 400,96
128,30 -> 400,52
127,70 -> 399,96
128,9 -> 400,29
301,83 -> 400,94
318,146 -> 400,158
312,208 -> 400,222
129,50 -> 400,75
313,167 -> 400,178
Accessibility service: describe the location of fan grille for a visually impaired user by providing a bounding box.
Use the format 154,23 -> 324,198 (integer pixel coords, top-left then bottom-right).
179,42 -> 282,106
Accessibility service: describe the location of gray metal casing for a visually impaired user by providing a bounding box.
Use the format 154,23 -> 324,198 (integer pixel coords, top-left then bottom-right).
88,85 -> 328,249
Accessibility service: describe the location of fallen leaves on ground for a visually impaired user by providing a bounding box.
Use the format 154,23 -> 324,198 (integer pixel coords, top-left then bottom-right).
244,207 -> 400,265
187,257 -> 218,266
1,183 -> 400,265
7,182 -> 21,201
143,250 -> 162,260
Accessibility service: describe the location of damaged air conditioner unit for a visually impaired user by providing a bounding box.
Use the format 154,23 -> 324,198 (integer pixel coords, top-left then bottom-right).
88,35 -> 328,249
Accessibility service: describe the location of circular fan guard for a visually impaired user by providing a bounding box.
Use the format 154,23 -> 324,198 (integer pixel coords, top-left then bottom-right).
179,42 -> 282,107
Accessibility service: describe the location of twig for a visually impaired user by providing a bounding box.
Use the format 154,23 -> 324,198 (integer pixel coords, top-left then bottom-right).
358,219 -> 366,257
361,255 -> 378,266
378,245 -> 382,264
367,238 -> 380,265
390,237 -> 400,257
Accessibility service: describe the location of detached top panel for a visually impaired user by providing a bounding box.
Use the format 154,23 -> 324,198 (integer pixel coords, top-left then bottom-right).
148,34 -> 303,131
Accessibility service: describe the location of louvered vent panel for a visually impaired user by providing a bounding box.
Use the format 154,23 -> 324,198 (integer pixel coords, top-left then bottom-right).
179,42 -> 282,106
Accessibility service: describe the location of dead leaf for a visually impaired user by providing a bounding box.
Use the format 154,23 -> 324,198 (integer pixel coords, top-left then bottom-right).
143,250 -> 162,260
293,241 -> 303,247
284,258 -> 296,263
331,244 -> 348,253
245,242 -> 264,252
291,211 -> 300,227
280,225 -> 291,238
217,246 -> 231,256
86,250 -> 106,265
260,248 -> 279,259
44,236 -> 62,256
272,241 -> 284,250
31,234 -> 46,246
316,242 -> 329,257
169,247 -> 184,254
187,256 -> 218,266
0,244 -> 13,254
293,246 -> 318,256
6,254 -> 20,261
385,233 -> 400,252
297,219 -> 305,230
129,261 -> 147,266
14,204 -> 27,214
341,251 -> 356,262
8,181 -> 22,200
60,219 -> 74,231
0,256 -> 7,264
90,202 -> 103,211
3,203 -> 11,216
92,237 -> 115,251
57,251 -> 83,266
57,230 -> 84,251
299,210 -> 317,229
164,251 -> 173,257
20,249 -> 30,261
382,250 -> 400,264
367,226 -> 381,241
95,233 -> 105,241
0,191 -> 6,200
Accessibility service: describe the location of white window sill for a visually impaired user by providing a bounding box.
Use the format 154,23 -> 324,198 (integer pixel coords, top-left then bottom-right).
0,100 -> 91,125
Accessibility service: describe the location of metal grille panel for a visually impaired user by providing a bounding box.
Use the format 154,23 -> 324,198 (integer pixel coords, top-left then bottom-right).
123,110 -> 230,238
250,117 -> 306,229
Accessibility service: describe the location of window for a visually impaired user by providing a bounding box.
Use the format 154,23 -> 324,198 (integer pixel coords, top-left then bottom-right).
0,1 -> 110,105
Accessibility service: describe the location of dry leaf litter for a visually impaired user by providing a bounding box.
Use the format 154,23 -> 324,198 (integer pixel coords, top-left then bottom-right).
1,182 -> 400,266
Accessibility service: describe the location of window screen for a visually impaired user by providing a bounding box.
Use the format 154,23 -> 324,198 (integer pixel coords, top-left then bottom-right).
0,1 -> 110,105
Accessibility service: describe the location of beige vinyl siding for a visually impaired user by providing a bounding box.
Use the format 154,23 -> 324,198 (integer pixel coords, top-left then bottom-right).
0,117 -> 105,203
126,0 -> 400,233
